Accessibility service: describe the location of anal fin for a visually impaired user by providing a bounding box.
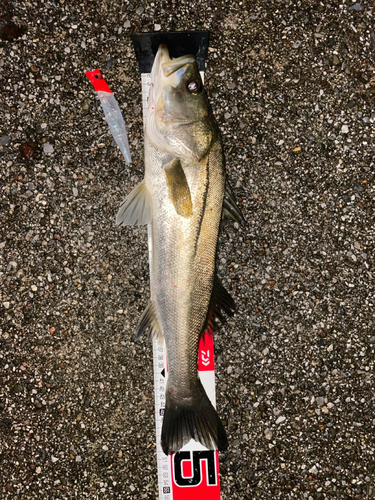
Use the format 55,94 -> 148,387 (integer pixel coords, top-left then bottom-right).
116,179 -> 152,226
135,301 -> 163,344
164,158 -> 193,218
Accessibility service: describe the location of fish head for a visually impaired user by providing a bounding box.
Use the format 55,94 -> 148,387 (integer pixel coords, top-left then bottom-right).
146,44 -> 217,163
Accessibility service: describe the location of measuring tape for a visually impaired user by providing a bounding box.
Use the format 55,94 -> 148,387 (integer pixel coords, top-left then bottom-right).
152,331 -> 220,499
134,32 -> 222,499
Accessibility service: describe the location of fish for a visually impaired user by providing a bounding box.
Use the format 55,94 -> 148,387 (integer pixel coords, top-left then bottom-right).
116,44 -> 243,455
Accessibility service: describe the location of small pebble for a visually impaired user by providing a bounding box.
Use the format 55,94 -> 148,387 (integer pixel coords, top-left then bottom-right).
264,429 -> 272,440
43,143 -> 54,154
341,124 -> 349,134
0,135 -> 10,145
349,2 -> 363,11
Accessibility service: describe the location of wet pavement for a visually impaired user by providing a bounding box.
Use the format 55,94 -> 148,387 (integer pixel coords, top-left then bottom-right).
0,0 -> 374,498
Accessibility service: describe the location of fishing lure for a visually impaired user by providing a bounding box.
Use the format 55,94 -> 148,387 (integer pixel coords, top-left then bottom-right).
86,69 -> 132,164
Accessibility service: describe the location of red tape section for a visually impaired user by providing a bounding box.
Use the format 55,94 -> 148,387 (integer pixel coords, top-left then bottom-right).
198,329 -> 215,371
171,451 -> 220,499
85,69 -> 112,93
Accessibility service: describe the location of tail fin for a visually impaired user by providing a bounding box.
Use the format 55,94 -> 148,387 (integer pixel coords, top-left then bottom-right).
161,379 -> 228,455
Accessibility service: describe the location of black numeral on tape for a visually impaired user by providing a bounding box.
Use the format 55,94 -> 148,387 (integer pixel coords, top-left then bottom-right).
173,451 -> 217,487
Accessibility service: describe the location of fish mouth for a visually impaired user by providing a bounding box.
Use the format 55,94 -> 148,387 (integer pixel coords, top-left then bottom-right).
155,44 -> 195,79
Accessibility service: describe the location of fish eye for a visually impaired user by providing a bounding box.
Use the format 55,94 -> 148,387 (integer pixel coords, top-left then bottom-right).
94,74 -> 102,80
187,80 -> 201,94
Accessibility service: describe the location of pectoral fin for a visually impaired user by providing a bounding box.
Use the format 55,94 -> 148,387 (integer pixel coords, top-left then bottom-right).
222,183 -> 244,224
116,179 -> 152,226
135,300 -> 164,344
164,159 -> 193,218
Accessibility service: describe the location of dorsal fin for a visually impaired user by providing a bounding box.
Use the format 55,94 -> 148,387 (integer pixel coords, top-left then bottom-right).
202,276 -> 235,334
222,183 -> 245,224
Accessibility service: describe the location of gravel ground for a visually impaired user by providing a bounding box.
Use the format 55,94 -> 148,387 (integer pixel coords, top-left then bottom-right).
1,0 -> 374,499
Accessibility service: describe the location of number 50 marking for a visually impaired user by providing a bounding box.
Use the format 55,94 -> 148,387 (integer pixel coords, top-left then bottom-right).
173,451 -> 217,487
